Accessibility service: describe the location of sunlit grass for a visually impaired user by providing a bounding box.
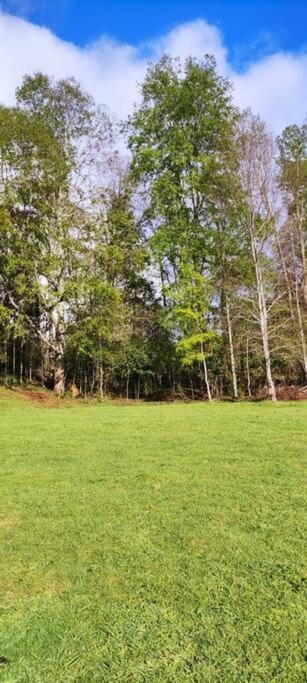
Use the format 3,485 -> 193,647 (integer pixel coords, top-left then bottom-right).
0,390 -> 305,681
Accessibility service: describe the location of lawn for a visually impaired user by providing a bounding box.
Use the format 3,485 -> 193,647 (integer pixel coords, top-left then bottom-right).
0,390 -> 306,681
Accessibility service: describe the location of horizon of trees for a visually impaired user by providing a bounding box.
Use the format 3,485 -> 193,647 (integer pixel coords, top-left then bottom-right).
0,57 -> 306,401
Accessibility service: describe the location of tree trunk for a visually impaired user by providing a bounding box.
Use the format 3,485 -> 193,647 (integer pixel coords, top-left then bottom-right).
294,278 -> 307,380
189,373 -> 195,400
51,302 -> 66,395
29,348 -> 32,383
12,340 -> 16,375
246,337 -> 252,398
303,259 -> 307,310
291,236 -> 307,379
250,223 -> 276,401
299,221 -> 307,310
99,364 -> 104,399
41,357 -> 45,387
4,338 -> 8,386
226,298 -> 238,399
91,368 -> 96,394
54,360 -> 65,395
200,340 -> 212,401
201,354 -> 212,402
258,285 -> 276,401
126,370 -> 130,399
20,341 -> 24,385
203,359 -> 212,401
160,262 -> 167,308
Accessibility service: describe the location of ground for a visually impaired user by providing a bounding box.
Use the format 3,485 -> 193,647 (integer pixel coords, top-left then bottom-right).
0,389 -> 305,682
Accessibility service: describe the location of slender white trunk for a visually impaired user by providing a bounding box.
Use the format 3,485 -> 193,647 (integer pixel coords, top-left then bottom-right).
199,339 -> 212,401
201,354 -> 212,402
258,279 -> 276,401
250,222 -> 276,401
203,359 -> 212,401
226,298 -> 238,399
297,210 -> 307,309
258,275 -> 276,401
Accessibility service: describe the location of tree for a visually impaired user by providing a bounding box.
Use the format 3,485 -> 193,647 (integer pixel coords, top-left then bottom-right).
0,67 -> 305,400
127,55 -> 237,396
236,112 -> 280,401
14,73 -> 114,393
169,263 -> 218,401
0,104 -> 66,386
278,124 -> 307,379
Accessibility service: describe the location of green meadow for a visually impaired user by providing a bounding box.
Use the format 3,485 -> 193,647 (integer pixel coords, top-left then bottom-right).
0,390 -> 306,681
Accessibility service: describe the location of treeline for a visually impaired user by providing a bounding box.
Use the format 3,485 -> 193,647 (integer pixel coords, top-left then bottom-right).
0,57 -> 306,400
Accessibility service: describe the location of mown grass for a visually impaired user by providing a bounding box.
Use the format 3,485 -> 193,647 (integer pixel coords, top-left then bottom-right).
0,389 -> 306,681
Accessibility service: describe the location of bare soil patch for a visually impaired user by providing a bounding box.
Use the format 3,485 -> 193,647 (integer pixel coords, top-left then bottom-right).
15,388 -> 61,408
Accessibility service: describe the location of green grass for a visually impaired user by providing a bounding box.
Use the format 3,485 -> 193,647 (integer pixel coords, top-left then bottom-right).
0,390 -> 306,682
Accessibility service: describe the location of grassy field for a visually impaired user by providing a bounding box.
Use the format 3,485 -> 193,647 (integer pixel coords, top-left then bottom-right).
0,390 -> 306,682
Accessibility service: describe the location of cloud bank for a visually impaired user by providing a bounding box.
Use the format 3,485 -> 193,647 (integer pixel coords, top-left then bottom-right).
0,11 -> 306,131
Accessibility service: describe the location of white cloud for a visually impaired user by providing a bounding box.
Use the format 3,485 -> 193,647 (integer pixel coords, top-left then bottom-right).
150,18 -> 228,73
0,11 -> 306,131
232,52 -> 307,132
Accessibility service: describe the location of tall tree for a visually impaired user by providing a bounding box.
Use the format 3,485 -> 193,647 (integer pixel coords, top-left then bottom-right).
0,104 -> 66,384
127,56 -> 238,391
278,123 -> 307,379
1,67 -> 306,399
15,73 -> 114,392
236,112 -> 281,401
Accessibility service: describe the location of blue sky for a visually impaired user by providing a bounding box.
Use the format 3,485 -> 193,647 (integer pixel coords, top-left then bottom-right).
0,2 -> 306,131
3,1 -> 307,61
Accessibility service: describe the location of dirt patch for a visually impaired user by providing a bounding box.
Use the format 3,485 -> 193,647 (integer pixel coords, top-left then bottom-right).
15,388 -> 61,408
256,385 -> 307,400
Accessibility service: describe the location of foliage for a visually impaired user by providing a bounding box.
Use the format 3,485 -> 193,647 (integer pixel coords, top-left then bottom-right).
0,64 -> 306,397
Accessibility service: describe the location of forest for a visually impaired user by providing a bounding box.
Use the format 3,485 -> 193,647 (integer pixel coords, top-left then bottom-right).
0,56 -> 306,401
